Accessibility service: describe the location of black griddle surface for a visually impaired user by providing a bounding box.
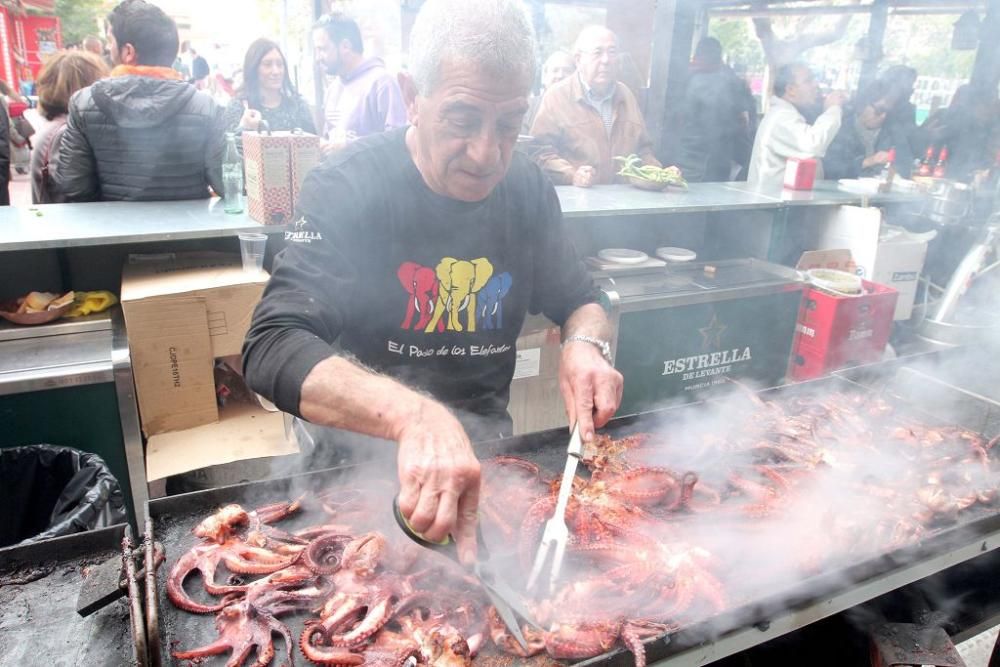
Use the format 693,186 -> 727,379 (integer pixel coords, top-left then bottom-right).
0,525 -> 133,667
151,373 -> 1000,666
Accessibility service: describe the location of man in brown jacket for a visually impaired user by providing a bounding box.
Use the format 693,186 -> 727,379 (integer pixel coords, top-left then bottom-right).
530,25 -> 660,187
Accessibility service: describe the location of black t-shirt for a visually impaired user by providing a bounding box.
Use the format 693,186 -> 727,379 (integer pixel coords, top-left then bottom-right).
243,127 -> 596,433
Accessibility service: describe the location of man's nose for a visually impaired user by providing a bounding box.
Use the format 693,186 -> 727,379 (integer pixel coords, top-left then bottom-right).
466,128 -> 500,171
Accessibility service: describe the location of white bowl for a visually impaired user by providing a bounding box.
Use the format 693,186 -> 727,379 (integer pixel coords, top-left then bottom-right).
656,247 -> 697,263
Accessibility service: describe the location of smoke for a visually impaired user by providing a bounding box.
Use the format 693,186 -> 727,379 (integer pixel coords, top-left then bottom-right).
466,373 -> 1000,650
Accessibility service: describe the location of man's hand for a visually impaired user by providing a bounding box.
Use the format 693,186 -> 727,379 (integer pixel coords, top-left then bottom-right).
559,340 -> 623,442
824,91 -> 847,110
572,165 -> 596,188
395,399 -> 481,566
863,151 -> 892,169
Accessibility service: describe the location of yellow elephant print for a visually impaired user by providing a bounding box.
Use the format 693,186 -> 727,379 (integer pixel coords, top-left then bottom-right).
425,257 -> 494,333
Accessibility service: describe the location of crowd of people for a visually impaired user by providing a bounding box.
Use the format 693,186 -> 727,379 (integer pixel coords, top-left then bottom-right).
0,0 -> 995,206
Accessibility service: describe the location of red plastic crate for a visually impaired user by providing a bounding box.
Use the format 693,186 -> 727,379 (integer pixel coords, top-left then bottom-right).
790,279 -> 898,381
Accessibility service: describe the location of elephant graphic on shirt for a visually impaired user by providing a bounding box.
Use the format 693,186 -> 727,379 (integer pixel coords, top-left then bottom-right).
476,272 -> 513,330
425,257 -> 494,333
397,262 -> 444,331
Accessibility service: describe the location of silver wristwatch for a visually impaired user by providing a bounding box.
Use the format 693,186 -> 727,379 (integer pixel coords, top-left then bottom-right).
562,335 -> 613,364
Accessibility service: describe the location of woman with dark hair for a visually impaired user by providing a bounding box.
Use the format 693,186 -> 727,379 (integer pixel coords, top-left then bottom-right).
222,38 -> 315,136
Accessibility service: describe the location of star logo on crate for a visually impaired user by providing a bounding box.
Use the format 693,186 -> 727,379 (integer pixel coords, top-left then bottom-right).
699,314 -> 727,349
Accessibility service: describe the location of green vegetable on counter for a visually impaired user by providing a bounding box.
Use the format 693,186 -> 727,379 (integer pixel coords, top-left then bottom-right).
614,154 -> 688,189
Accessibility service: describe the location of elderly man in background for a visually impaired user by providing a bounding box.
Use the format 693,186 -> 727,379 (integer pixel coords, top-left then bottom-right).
244,0 -> 623,563
530,25 -> 659,188
314,12 -> 406,154
522,50 -> 575,133
747,62 -> 845,190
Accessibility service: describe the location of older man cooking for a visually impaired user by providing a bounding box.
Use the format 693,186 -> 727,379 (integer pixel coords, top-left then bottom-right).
243,0 -> 623,566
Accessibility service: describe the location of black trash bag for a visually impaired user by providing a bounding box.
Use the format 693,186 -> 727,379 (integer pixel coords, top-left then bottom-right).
0,445 -> 127,548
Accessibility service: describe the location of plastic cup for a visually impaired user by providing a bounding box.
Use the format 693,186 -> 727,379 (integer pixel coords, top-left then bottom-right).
239,232 -> 267,273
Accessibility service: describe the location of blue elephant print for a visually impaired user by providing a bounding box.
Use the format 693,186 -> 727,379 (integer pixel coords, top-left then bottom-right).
477,272 -> 513,330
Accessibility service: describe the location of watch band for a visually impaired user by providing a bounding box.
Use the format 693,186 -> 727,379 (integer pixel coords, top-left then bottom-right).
562,335 -> 613,364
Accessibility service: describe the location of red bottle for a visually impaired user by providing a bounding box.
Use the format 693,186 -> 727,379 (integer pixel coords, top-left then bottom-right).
918,146 -> 935,177
933,147 -> 948,178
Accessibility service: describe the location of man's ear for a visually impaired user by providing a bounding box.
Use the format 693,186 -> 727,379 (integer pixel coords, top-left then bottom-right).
398,72 -> 419,125
120,43 -> 137,66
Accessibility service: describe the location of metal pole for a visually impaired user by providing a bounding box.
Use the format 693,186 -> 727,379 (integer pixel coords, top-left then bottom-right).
858,0 -> 888,91
648,0 -> 696,162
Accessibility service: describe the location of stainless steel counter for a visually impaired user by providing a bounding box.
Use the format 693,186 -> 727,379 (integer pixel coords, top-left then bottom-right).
0,308 -> 148,516
557,182 -> 783,217
0,200 -> 284,252
720,181 -> 921,208
0,182 -> 923,253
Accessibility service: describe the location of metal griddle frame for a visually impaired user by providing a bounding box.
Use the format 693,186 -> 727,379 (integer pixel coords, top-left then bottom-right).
146,370 -> 1000,667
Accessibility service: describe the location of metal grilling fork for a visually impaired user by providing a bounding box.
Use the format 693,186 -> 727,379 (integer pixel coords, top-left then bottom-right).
526,423 -> 583,595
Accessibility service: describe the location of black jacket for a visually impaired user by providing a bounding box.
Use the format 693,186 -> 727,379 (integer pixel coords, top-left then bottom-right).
675,65 -> 757,182
824,108 -> 909,181
53,75 -> 224,202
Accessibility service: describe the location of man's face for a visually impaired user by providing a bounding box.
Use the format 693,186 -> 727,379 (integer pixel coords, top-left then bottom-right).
407,61 -> 529,203
787,67 -> 819,108
542,54 -> 574,90
107,30 -> 121,66
858,99 -> 890,130
313,29 -> 341,76
575,30 -> 618,92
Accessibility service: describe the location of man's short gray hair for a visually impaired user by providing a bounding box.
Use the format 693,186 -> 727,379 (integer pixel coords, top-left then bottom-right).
408,0 -> 537,96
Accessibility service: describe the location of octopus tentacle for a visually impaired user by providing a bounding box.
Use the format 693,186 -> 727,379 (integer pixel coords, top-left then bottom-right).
303,534 -> 354,574
222,544 -> 300,575
167,544 -> 242,614
170,601 -> 293,667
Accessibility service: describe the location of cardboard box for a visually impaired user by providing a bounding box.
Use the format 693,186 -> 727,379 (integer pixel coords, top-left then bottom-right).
145,402 -> 299,481
792,250 -> 898,381
120,253 -> 269,436
815,206 -> 932,320
290,132 -> 321,208
244,130 -> 320,226
508,314 -> 565,435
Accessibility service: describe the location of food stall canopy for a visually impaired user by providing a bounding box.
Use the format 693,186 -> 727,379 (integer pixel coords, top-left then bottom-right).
21,0 -> 55,11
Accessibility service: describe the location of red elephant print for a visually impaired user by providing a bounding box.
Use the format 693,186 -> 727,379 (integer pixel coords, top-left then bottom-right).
397,262 -> 443,331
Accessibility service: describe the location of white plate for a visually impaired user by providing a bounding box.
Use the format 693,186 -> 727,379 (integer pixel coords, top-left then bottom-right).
598,248 -> 649,265
655,247 -> 697,262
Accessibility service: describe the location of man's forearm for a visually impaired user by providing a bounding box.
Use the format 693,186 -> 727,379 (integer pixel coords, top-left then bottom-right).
298,355 -> 430,442
561,303 -> 612,342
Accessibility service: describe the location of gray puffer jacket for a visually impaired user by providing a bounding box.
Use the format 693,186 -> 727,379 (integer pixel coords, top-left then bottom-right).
53,75 -> 224,202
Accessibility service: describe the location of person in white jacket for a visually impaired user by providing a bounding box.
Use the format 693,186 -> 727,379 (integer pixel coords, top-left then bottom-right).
747,63 -> 846,190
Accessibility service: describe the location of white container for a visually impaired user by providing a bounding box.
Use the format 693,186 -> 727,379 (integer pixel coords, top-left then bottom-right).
807,268 -> 864,295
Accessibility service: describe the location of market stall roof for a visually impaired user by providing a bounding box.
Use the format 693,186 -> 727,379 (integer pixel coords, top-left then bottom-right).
706,0 -> 987,16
